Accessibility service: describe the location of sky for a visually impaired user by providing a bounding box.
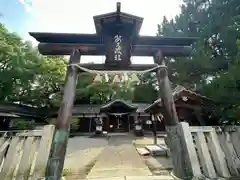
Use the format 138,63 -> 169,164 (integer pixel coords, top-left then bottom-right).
0,0 -> 183,64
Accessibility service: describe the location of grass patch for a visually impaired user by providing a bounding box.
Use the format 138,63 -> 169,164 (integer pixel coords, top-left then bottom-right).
62,168 -> 73,177
61,159 -> 97,180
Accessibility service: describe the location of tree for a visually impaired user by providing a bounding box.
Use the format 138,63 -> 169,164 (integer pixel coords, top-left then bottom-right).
0,23 -> 66,107
75,73 -> 135,104
133,73 -> 158,103
158,0 -> 240,87
156,0 -> 240,124
199,42 -> 240,124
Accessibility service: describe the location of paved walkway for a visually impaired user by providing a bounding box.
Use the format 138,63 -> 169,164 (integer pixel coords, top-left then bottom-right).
63,137 -> 107,179
86,136 -> 152,179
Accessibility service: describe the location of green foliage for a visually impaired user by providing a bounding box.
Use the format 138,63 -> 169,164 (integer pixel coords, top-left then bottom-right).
157,0 -> 240,124
0,23 -> 66,107
46,117 -> 80,132
132,73 -> 158,103
75,73 -> 136,104
11,119 -> 35,130
70,117 -> 80,132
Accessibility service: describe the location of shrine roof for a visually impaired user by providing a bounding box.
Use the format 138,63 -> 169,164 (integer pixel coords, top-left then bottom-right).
93,2 -> 143,35
39,101 -> 151,118
100,99 -> 138,113
144,85 -> 212,113
71,102 -> 150,115
0,101 -> 150,119
0,102 -> 48,120
93,11 -> 143,35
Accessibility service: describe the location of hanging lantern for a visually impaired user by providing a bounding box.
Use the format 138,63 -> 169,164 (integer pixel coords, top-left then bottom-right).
93,74 -> 102,83
131,73 -> 140,83
112,74 -> 121,84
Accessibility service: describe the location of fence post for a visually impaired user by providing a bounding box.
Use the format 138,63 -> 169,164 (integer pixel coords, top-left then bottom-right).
165,122 -> 202,179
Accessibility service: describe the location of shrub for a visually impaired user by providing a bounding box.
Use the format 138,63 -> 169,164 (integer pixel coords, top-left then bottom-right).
10,119 -> 35,130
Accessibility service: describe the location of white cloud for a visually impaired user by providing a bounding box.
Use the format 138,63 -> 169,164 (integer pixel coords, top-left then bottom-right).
18,0 -> 33,12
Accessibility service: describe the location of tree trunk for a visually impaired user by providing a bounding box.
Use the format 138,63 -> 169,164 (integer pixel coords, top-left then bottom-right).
45,49 -> 80,180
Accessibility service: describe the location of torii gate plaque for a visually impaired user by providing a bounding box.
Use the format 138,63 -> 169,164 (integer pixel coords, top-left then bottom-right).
30,2 -> 197,179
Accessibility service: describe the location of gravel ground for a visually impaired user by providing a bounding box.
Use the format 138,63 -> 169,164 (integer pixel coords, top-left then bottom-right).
66,136 -> 108,155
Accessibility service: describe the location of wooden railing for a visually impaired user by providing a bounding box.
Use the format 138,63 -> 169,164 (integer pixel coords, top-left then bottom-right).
0,125 -> 55,180
166,122 -> 240,179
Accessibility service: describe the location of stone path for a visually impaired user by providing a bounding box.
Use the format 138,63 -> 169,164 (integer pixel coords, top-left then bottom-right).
66,136 -> 108,154
85,175 -> 174,180
63,137 -> 107,179
86,136 -> 152,179
63,147 -> 104,179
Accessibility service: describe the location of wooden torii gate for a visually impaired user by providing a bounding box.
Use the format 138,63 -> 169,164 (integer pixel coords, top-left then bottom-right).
30,2 -> 197,179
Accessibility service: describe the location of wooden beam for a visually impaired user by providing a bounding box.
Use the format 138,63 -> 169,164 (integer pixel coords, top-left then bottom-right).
133,45 -> 193,56
136,36 -> 197,46
78,63 -> 158,72
30,32 -> 196,46
45,49 -> 80,179
154,51 -> 179,126
38,42 -> 193,57
38,43 -> 104,55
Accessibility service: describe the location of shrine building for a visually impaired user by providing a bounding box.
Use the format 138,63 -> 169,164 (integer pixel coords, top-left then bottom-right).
0,86 -> 212,133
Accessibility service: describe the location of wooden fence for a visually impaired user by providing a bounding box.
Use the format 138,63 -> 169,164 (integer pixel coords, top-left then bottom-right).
0,125 -> 55,180
166,122 -> 240,179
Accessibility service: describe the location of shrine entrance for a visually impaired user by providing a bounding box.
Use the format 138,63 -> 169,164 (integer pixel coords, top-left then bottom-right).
100,99 -> 137,132
30,2 -> 197,179
107,114 -> 129,132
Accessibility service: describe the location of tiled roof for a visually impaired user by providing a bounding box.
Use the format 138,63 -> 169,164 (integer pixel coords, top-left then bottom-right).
72,102 -> 151,115
144,85 -> 211,112
100,99 -> 138,111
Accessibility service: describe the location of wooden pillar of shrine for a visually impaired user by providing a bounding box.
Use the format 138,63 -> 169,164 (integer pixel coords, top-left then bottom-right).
46,49 -> 80,180
154,51 -> 198,179
154,51 -> 179,126
151,114 -> 157,144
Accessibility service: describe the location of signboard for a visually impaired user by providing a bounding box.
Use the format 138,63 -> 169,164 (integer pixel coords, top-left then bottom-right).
103,23 -> 132,68
114,34 -> 123,61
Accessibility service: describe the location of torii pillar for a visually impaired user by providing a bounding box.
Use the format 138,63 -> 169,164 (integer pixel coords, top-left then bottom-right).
154,50 -> 200,179
45,49 -> 80,180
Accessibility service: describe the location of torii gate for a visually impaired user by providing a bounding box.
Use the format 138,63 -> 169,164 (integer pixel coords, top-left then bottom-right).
30,2 -> 197,179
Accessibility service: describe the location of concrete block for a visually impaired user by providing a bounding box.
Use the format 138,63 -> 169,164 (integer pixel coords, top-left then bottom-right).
145,145 -> 167,157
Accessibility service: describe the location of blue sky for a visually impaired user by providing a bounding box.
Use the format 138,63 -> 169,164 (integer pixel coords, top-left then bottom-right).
0,0 -> 33,37
1,0 -> 183,64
